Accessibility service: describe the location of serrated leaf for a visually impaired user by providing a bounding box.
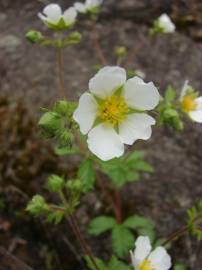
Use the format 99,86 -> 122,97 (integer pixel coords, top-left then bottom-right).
128,160 -> 154,173
46,211 -> 64,224
112,225 -> 134,257
78,159 -> 95,192
108,256 -> 132,270
88,216 -> 116,236
174,264 -> 186,270
54,146 -> 78,156
85,256 -> 106,270
165,86 -> 176,102
123,215 -> 154,230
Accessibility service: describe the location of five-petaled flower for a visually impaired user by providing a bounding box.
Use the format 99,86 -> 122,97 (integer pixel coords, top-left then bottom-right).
73,66 -> 160,161
38,3 -> 77,30
180,80 -> 202,123
130,236 -> 171,270
74,0 -> 103,14
157,14 -> 175,33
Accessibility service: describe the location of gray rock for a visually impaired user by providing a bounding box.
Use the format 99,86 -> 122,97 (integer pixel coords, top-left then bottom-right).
0,35 -> 21,52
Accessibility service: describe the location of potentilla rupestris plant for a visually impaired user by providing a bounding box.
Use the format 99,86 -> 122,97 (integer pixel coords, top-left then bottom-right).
25,2 -> 202,270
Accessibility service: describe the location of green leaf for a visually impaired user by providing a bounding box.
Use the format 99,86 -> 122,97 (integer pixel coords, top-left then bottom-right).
108,256 -> 132,270
54,146 -> 78,156
88,216 -> 116,236
85,256 -> 106,270
100,151 -> 153,188
165,86 -> 176,102
46,210 -> 64,224
78,159 -> 96,192
174,264 -> 186,270
112,225 -> 134,257
123,215 -> 154,230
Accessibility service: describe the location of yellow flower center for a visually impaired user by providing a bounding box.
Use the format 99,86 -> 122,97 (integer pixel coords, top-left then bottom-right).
139,259 -> 154,270
181,95 -> 197,112
99,95 -> 129,126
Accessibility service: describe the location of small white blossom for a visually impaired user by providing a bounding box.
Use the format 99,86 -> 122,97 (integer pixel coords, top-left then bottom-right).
74,0 -> 103,14
38,3 -> 77,29
130,236 -> 171,270
180,80 -> 202,123
157,14 -> 175,33
73,66 -> 160,161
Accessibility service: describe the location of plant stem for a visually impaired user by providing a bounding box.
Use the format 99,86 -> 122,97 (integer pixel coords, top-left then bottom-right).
91,24 -> 107,65
59,191 -> 100,270
162,225 -> 189,246
95,170 -> 122,223
114,190 -> 122,223
57,48 -> 66,99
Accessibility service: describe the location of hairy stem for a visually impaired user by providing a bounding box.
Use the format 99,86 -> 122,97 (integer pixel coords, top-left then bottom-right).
57,48 -> 66,99
114,190 -> 122,223
91,24 -> 107,65
59,191 -> 100,270
162,225 -> 189,246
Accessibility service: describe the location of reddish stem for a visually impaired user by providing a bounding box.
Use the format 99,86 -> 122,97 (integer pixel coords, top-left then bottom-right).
114,190 -> 122,224
162,225 -> 188,246
91,24 -> 107,65
57,48 -> 66,99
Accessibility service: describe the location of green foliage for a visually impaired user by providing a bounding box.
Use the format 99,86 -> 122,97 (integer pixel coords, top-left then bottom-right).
112,224 -> 134,257
46,210 -> 64,225
85,255 -> 131,270
157,86 -> 184,131
115,46 -> 127,58
187,200 -> 202,240
66,179 -> 83,194
123,215 -> 155,242
174,263 -> 186,270
26,195 -> 49,216
78,159 -> 96,192
88,213 -> 155,257
47,175 -> 65,193
38,100 -> 77,152
88,216 -> 116,236
26,30 -> 43,43
100,151 -> 153,188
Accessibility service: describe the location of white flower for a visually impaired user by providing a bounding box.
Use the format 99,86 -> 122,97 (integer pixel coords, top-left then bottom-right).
73,66 -> 160,161
157,14 -> 175,33
130,236 -> 171,270
180,80 -> 202,123
74,0 -> 103,14
38,3 -> 77,29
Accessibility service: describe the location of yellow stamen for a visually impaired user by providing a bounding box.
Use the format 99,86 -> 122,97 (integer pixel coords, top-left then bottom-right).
139,259 -> 154,270
99,95 -> 129,126
181,94 -> 197,112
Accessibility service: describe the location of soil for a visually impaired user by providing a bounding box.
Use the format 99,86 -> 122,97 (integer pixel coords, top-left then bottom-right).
0,0 -> 202,269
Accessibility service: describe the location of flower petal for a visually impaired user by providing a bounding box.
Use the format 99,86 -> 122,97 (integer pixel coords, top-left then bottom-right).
87,124 -> 124,161
63,7 -> 77,25
131,236 -> 152,269
89,66 -> 127,99
119,113 -> 155,145
149,247 -> 171,270
158,13 -> 175,33
42,4 -> 62,24
189,110 -> 202,123
74,2 -> 86,13
73,93 -> 98,134
124,77 -> 160,110
196,97 -> 202,110
180,80 -> 189,99
86,0 -> 103,8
